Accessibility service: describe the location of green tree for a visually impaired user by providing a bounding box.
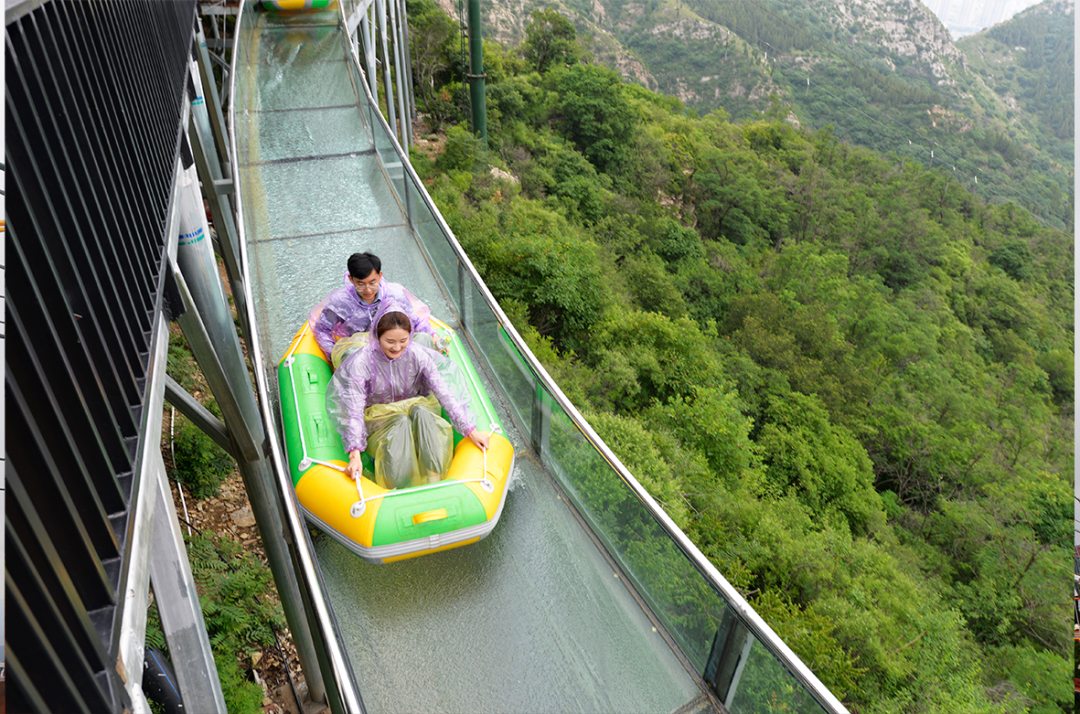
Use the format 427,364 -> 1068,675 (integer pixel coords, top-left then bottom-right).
722,290 -> 872,427
407,0 -> 458,124
694,145 -> 787,246
621,253 -> 688,319
757,391 -> 884,536
554,64 -> 636,174
455,199 -> 609,349
988,240 -> 1033,281
587,309 -> 724,412
642,386 -> 757,488
522,8 -> 579,73
586,410 -> 690,527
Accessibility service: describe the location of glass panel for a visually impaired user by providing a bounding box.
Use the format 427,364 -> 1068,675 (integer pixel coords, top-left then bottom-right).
461,277 -> 537,439
728,639 -> 829,714
408,187 -> 462,314
233,5 -> 261,167
253,106 -> 370,161
343,48 -> 376,147
235,2 -> 259,67
244,32 -> 358,111
250,25 -> 343,64
369,106 -> 402,197
540,393 -> 726,672
240,155 -> 401,239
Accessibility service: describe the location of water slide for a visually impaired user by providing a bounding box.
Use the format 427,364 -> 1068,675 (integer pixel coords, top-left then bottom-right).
230,3 -> 838,713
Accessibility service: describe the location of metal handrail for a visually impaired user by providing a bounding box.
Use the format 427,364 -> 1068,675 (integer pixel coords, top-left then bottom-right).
337,6 -> 849,713
227,3 -> 365,712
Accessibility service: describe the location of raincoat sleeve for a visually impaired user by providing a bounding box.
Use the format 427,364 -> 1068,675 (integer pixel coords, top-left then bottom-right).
419,350 -> 476,437
311,304 -> 343,359
386,282 -> 436,338
407,299 -> 437,338
325,352 -> 373,453
310,274 -> 359,359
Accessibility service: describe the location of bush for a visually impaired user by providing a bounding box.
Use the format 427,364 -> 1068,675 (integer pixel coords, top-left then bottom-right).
145,532 -> 285,714
436,123 -> 487,173
988,240 -> 1032,281
171,408 -> 234,499
554,64 -> 636,174
167,328 -> 235,499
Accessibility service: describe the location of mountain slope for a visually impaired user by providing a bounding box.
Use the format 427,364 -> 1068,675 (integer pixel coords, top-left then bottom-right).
472,0 -> 1073,230
958,0 -> 1074,145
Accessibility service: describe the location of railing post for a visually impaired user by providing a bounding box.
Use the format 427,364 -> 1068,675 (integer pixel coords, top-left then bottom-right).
375,0 -> 398,140
387,0 -> 409,151
364,10 -> 378,101
399,0 -> 415,129
458,260 -> 468,329
188,56 -> 249,337
531,382 -> 545,458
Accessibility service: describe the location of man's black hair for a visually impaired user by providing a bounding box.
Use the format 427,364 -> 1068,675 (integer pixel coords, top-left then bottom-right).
347,252 -> 382,279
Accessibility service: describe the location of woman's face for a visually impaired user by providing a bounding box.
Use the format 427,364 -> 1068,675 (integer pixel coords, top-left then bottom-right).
378,327 -> 410,360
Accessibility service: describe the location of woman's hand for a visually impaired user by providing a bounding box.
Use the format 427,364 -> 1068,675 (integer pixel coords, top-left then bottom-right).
345,450 -> 364,480
467,429 -> 490,451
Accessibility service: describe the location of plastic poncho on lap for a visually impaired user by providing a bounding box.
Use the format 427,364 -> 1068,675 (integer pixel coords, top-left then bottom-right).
325,299 -> 476,489
309,272 -> 436,360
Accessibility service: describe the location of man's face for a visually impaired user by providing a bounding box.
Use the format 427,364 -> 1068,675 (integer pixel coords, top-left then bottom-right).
350,270 -> 382,304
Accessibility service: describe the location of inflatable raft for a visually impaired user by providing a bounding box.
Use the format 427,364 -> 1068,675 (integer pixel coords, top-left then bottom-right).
278,319 -> 514,563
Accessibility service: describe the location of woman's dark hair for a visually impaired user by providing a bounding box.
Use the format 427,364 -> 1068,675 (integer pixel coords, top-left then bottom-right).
376,311 -> 412,338
347,252 -> 382,280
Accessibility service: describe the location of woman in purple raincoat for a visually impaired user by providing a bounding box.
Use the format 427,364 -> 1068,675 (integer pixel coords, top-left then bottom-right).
310,252 -> 439,361
325,299 -> 491,490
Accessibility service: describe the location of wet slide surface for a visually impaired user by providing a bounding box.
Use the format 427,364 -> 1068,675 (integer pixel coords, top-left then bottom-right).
233,7 -> 711,712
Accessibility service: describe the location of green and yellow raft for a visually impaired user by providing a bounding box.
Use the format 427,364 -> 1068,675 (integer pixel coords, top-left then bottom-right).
277,319 -> 514,563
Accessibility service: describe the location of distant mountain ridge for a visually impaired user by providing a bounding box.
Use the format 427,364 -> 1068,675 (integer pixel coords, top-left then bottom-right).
472,0 -> 1073,229
958,0 -> 1074,143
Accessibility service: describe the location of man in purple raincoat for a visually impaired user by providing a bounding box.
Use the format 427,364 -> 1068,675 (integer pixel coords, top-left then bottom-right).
309,252 -> 438,360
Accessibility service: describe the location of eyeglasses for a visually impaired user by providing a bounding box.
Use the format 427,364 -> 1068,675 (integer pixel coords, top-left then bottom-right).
354,279 -> 380,293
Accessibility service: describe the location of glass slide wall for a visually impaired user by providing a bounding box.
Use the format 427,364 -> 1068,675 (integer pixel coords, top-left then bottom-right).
233,2 -> 836,712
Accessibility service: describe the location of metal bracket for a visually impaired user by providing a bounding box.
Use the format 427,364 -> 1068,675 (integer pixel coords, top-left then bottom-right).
163,374 -> 237,459
704,608 -> 752,703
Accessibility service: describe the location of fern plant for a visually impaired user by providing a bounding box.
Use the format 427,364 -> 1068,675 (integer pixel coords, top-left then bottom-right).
171,407 -> 234,499
145,531 -> 285,714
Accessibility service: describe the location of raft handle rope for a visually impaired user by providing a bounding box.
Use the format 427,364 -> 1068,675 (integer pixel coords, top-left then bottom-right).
283,323 -> 317,471
284,323 -> 357,475
348,425 -> 501,518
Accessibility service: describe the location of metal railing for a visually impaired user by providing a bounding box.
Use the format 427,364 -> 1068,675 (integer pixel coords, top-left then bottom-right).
228,3 -> 366,713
